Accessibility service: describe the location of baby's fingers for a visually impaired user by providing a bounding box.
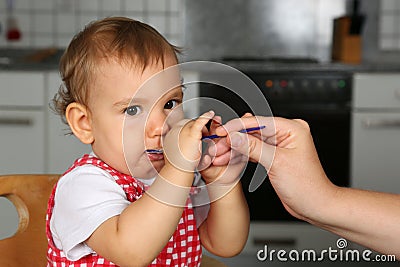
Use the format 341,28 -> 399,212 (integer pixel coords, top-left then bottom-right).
190,110 -> 215,136
208,115 -> 222,134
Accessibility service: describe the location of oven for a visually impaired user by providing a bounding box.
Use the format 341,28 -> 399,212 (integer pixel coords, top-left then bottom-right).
199,66 -> 353,252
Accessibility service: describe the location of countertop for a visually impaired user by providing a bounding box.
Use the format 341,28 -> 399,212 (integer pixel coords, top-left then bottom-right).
180,60 -> 400,74
2,48 -> 400,73
0,48 -> 64,71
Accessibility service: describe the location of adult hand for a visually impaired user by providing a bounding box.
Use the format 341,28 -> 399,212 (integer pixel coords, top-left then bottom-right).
215,116 -> 337,221
214,116 -> 400,259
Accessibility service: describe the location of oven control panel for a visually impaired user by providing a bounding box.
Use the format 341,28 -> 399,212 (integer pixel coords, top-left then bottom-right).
246,72 -> 352,105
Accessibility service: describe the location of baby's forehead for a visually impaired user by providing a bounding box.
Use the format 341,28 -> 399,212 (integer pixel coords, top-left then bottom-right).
133,80 -> 183,102
90,54 -> 181,93
134,63 -> 182,91
93,57 -> 176,80
100,52 -> 179,74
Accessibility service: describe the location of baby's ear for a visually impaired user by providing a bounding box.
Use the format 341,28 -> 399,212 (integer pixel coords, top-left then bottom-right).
65,103 -> 94,144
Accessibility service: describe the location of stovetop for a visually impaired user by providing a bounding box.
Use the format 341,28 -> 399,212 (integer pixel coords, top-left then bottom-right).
180,56 -> 400,74
215,56 -> 369,73
220,56 -> 319,64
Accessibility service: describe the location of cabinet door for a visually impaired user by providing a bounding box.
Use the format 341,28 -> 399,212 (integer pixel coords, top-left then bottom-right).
351,112 -> 400,193
353,73 -> 400,109
46,72 -> 90,173
0,72 -> 44,107
0,110 -> 45,174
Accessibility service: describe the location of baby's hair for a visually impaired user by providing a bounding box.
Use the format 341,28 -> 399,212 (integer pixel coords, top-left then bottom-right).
51,16 -> 181,125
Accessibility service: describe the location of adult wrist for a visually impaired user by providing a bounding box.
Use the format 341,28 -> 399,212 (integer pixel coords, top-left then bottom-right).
302,183 -> 343,228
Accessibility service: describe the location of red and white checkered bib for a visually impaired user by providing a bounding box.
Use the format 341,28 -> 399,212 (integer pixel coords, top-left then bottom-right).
46,154 -> 202,267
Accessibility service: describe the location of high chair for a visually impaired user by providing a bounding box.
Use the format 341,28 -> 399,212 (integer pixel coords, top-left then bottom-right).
0,174 -> 227,267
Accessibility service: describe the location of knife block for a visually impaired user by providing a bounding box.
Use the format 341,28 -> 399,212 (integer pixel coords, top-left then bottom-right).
331,16 -> 361,64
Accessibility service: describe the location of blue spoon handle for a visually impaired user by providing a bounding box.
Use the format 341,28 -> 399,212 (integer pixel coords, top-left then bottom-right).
201,125 -> 266,140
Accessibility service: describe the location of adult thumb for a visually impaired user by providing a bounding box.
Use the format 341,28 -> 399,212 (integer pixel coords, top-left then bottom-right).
230,132 -> 275,169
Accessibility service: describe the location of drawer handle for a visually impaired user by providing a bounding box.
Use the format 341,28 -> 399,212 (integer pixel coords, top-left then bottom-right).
363,119 -> 400,129
0,118 -> 32,126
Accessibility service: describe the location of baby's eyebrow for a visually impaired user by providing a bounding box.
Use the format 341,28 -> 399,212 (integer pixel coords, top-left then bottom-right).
113,97 -> 147,107
113,98 -> 132,108
168,88 -> 183,98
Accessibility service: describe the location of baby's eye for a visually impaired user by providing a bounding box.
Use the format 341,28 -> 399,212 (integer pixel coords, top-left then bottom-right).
164,99 -> 180,110
125,105 -> 142,116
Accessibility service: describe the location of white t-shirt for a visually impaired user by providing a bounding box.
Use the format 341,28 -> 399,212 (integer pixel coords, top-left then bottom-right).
50,157 -> 209,261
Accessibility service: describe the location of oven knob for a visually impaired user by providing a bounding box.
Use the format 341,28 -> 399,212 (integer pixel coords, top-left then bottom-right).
338,80 -> 346,89
265,80 -> 274,88
280,80 -> 288,88
301,80 -> 309,88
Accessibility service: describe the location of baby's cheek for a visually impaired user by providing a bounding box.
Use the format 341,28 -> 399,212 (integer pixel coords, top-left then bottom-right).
166,108 -> 185,127
123,126 -> 145,167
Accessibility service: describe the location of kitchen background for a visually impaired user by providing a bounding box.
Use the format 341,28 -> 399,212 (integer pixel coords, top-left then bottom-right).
0,0 -> 400,63
1,0 -> 400,266
0,0 -> 185,48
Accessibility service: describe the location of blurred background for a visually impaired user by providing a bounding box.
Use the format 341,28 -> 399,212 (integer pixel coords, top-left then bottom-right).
0,0 -> 399,64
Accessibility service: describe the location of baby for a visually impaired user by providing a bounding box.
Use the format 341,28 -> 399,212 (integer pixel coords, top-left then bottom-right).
47,17 -> 249,266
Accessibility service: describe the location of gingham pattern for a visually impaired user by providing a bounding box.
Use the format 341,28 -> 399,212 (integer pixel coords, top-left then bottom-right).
46,154 -> 202,267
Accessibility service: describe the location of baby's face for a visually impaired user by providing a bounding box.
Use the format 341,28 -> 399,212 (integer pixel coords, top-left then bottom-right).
87,54 -> 184,177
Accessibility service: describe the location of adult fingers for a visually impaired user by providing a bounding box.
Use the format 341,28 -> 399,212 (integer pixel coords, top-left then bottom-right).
229,131 -> 275,169
216,116 -> 310,146
215,116 -> 275,137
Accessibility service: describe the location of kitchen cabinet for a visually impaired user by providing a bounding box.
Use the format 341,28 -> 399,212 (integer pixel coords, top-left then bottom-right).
46,71 -> 90,174
0,71 -> 90,175
0,71 -> 46,241
0,70 -> 88,240
0,72 -> 45,174
351,73 -> 400,193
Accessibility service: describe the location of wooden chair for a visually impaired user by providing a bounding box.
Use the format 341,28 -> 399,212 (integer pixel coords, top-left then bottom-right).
0,174 -> 60,266
0,174 -> 227,267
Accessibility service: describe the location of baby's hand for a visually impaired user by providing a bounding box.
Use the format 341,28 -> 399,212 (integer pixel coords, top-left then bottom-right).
163,110 -> 215,172
199,115 -> 248,186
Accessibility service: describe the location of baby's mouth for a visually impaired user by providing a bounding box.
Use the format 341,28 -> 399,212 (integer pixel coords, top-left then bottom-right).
146,149 -> 164,161
145,149 -> 163,154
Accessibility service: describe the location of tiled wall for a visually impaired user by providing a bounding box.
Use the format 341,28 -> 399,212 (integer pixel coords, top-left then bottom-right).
0,0 -> 185,48
379,0 -> 400,50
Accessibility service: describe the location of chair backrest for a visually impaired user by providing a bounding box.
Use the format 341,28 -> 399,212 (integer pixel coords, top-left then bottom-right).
0,174 -> 60,267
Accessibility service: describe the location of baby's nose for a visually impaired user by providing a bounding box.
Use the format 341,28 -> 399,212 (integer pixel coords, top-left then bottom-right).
147,113 -> 170,137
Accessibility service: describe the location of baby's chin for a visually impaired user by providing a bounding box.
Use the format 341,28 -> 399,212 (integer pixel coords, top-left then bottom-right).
129,161 -> 164,178
151,160 -> 165,173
